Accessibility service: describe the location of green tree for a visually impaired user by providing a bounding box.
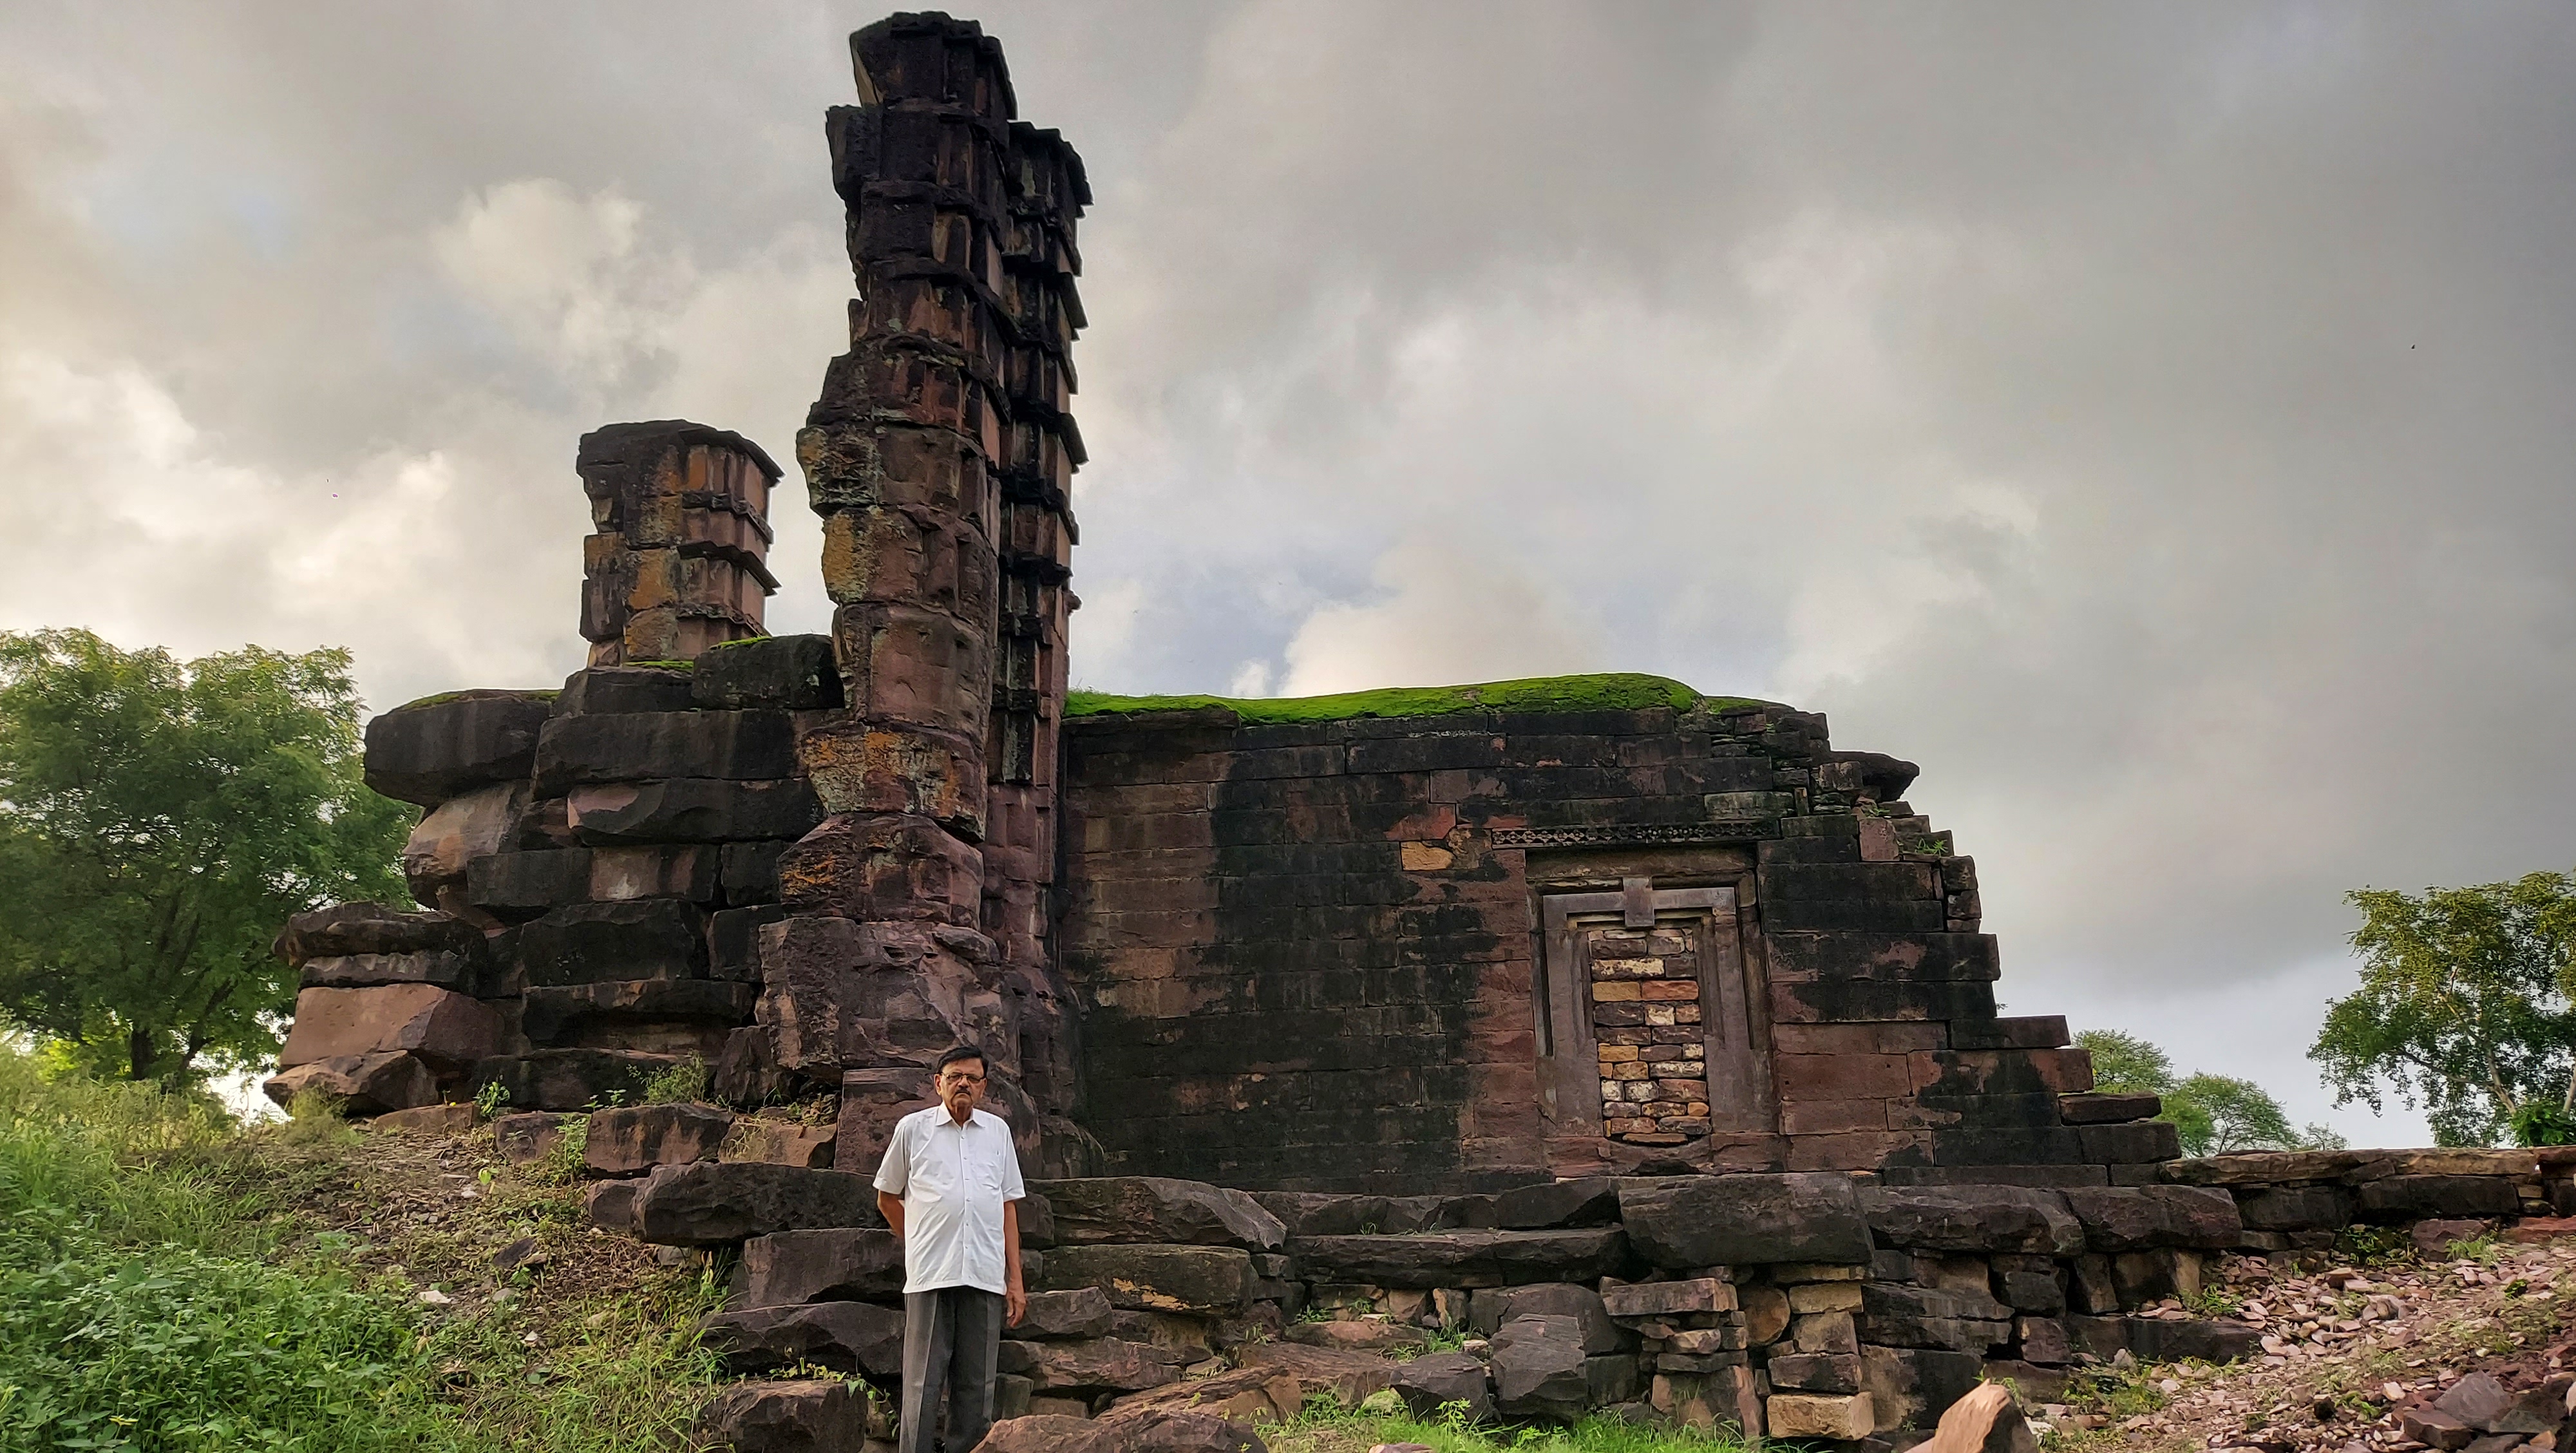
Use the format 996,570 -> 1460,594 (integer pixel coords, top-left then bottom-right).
2075,1029 -> 2340,1157
0,629 -> 410,1085
2311,873 -> 2576,1147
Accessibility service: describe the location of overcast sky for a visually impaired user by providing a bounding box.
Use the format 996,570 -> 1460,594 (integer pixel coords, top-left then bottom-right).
8,2 -> 2575,1144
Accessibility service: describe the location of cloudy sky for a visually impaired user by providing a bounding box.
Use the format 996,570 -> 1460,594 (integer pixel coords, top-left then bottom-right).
8,2 -> 2575,1143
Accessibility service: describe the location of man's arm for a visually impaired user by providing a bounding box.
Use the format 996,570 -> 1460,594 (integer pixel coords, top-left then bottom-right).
1003,1199 -> 1026,1326
878,1190 -> 905,1239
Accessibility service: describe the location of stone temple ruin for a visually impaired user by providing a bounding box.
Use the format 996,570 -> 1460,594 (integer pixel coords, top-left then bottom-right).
260,14 -> 2570,1447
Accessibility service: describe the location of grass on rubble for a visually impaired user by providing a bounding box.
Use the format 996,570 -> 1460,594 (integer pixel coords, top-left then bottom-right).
0,1047 -> 724,1452
1065,674 -> 1765,724
1262,1395 -> 1769,1453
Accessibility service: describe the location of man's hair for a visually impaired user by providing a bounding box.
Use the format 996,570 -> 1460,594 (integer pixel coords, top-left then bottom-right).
933,1045 -> 988,1077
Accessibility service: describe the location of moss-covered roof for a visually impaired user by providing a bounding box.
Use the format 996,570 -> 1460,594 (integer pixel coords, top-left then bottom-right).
1064,672 -> 1771,725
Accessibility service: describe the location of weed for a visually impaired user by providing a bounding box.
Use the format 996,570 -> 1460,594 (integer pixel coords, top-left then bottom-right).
2333,1225 -> 2415,1267
474,1079 -> 511,1118
1258,1396 -> 1761,1453
534,1117 -> 591,1186
2445,1233 -> 2502,1266
2182,1285 -> 2244,1318
641,1056 -> 711,1105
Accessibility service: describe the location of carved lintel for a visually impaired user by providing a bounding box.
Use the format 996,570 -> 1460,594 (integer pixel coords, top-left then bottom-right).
1488,821 -> 1773,850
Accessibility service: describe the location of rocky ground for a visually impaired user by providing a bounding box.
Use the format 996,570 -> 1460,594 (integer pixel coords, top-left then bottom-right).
2045,1231 -> 2576,1453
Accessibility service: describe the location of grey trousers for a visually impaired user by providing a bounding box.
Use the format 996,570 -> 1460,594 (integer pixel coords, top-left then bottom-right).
900,1285 -> 1004,1453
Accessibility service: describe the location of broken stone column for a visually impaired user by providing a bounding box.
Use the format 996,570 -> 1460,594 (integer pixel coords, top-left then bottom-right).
773,12 -> 1090,1170
578,421 -> 783,666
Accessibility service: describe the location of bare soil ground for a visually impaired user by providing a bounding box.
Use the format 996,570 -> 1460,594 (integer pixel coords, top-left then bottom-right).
2047,1234 -> 2576,1452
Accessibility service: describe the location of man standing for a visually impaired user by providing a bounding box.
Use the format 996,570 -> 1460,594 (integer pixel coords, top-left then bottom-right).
875,1045 -> 1028,1453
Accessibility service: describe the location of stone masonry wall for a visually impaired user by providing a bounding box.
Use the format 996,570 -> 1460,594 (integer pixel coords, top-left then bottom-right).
1057,685 -> 2175,1193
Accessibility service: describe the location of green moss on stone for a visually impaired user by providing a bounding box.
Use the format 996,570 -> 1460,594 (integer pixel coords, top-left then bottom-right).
623,659 -> 696,671
701,636 -> 773,651
1064,673 -> 1768,725
390,687 -> 560,712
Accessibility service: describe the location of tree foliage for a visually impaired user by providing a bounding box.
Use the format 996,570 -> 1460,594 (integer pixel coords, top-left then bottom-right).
0,629 -> 410,1085
2310,873 -> 2576,1147
2075,1029 -> 2342,1157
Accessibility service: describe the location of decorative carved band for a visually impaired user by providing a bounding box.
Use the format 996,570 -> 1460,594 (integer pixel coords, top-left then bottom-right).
1489,821 -> 1773,850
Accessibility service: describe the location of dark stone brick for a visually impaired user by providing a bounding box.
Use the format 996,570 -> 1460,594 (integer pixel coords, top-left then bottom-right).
720,841 -> 793,905
466,1048 -> 678,1112
2058,1092 -> 2161,1124
1618,1175 -> 1870,1267
1949,1015 -> 2071,1050
464,850 -> 593,918
364,690 -> 553,806
2235,1184 -> 2350,1231
692,634 -> 844,710
1760,899 -> 1949,933
1766,933 -> 2001,983
2077,1121 -> 2181,1164
1772,979 -> 1998,1023
533,710 -> 798,790
554,665 -> 695,717
567,779 -> 824,845
1289,1229 -> 1629,1287
520,979 -> 756,1047
518,900 -> 707,985
710,904 -> 790,982
2355,1174 -> 2523,1219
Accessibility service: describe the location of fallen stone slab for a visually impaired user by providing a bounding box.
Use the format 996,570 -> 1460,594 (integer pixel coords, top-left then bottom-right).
1618,1173 -> 1871,1267
1469,1283 -> 1629,1354
2057,1186 -> 2242,1251
2057,1092 -> 2162,1125
1861,1284 -> 2013,1353
278,984 -> 500,1070
585,1103 -> 734,1175
274,902 -> 485,964
1015,1287 -> 1113,1340
1108,1367 -> 1309,1423
1282,1318 -> 1426,1354
300,950 -> 480,993
1913,1380 -> 2032,1453
1249,1191 -> 1446,1237
1289,1228 -> 1630,1287
1768,1391 -> 1877,1441
1861,1186 -> 2085,1256
364,690 -> 553,806
1034,1177 -> 1287,1250
262,1052 -> 438,1115
2120,1316 -> 2259,1364
703,1301 -> 905,1376
1491,1314 -> 1589,1423
1039,1244 -> 1255,1313
732,1228 -> 904,1306
1492,1177 -> 1621,1230
493,1110 -> 575,1163
1388,1350 -> 1495,1424
722,1119 -> 838,1169
583,1179 -> 641,1233
973,1409 -> 1267,1453
634,1163 -> 879,1246
1233,1341 -> 1404,1407
996,1336 -> 1191,1392
690,1378 -> 870,1453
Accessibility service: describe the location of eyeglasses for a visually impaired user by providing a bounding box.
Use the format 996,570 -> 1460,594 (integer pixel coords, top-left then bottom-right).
939,1072 -> 986,1085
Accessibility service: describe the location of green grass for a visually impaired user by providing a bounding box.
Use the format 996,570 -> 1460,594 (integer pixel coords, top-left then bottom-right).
1065,673 -> 1770,725
1264,1398 -> 1765,1452
388,688 -> 559,712
0,1048 -> 721,1452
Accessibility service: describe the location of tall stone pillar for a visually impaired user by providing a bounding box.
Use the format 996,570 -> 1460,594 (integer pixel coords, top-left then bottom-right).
768,12 -> 1089,1170
576,421 -> 781,665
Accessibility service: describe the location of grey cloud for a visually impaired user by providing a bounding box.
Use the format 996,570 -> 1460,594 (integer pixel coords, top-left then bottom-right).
8,1 -> 2575,1141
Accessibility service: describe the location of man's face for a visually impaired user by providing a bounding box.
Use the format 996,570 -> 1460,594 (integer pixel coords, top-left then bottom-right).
937,1059 -> 986,1119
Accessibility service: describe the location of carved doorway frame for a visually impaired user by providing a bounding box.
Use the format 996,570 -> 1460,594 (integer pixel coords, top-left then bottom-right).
1537,880 -> 1772,1143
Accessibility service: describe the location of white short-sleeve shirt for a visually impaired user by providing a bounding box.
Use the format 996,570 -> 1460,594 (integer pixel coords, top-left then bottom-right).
872,1105 -> 1025,1295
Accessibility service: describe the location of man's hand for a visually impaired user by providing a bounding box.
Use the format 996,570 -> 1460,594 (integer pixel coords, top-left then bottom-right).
1003,1198 -> 1026,1326
876,1190 -> 905,1240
